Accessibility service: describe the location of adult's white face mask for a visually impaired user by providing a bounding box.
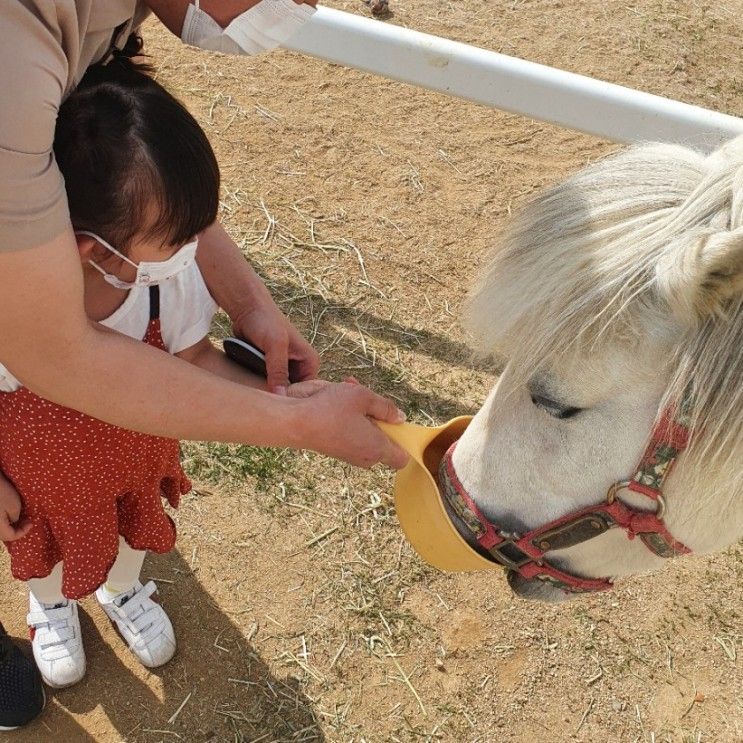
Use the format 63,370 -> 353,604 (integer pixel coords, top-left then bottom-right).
79,231 -> 198,290
181,0 -> 315,56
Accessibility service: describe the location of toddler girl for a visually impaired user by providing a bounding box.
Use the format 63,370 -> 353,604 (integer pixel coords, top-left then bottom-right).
0,45 -> 307,688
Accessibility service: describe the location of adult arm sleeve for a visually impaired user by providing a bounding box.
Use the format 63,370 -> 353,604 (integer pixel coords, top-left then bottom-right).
0,1 -> 70,252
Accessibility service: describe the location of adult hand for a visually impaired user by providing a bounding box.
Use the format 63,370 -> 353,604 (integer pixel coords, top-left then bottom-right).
295,382 -> 410,469
232,303 -> 321,394
0,471 -> 31,542
286,378 -> 331,398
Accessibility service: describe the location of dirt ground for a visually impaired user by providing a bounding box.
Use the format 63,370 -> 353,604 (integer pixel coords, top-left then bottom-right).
2,1 -> 742,741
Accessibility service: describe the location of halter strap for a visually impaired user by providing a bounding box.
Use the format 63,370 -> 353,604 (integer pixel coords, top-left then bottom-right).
627,407 -> 690,498
438,405 -> 692,594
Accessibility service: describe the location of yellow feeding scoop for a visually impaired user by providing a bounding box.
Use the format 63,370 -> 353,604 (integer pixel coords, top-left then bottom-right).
378,418 -> 496,572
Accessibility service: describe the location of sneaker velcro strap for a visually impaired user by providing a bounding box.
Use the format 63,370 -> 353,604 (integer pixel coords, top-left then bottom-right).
139,581 -> 158,601
26,607 -> 72,625
39,630 -> 76,650
111,582 -> 161,636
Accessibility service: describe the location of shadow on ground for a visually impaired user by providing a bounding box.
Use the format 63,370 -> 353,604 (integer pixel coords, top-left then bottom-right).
4,548 -> 325,742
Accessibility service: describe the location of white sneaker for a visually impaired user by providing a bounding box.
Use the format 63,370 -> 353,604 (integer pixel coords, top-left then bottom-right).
27,595 -> 86,688
96,581 -> 176,668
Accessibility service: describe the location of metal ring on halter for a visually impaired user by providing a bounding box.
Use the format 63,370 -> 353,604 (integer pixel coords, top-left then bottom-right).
606,480 -> 631,505
606,480 -> 666,519
654,494 -> 667,520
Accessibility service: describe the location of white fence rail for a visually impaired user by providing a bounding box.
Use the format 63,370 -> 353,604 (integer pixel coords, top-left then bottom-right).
284,7 -> 743,152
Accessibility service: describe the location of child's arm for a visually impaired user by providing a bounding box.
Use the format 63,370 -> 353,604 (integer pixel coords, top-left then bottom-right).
194,222 -> 320,394
176,336 -> 268,390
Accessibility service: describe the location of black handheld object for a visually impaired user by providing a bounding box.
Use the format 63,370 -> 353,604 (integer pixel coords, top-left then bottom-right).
223,337 -> 301,383
223,337 -> 267,378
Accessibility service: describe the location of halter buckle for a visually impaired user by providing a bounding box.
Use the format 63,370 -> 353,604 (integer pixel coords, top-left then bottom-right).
487,535 -> 534,570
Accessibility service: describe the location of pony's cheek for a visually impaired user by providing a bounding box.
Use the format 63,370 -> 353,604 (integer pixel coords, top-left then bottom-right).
454,390 -> 548,521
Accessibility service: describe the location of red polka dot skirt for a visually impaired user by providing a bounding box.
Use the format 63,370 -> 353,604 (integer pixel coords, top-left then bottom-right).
0,305 -> 191,600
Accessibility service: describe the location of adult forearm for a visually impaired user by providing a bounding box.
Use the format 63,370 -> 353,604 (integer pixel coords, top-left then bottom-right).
36,321 -> 304,447
0,232 -> 300,447
28,320 -> 408,469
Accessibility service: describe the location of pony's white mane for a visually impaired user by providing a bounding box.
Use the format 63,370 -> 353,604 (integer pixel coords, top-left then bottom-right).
467,136 -> 743,506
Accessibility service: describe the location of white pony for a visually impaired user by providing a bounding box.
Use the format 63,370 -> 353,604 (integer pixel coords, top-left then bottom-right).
450,134 -> 743,601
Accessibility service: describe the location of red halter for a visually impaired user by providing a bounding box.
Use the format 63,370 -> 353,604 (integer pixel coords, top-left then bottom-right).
438,407 -> 692,593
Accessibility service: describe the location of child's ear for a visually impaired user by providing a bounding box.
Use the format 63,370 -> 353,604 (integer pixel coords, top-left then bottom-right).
75,232 -> 98,263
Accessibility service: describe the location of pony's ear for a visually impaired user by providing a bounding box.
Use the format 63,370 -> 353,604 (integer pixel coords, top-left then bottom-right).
656,161 -> 743,324
656,226 -> 743,324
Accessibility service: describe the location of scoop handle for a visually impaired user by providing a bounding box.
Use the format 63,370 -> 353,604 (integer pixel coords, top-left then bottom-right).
376,421 -> 441,459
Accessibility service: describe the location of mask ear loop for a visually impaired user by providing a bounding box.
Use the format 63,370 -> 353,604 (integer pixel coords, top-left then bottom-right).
75,230 -> 139,269
76,230 -> 140,290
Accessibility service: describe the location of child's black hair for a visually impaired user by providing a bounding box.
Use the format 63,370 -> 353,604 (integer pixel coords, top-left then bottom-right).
54,35 -> 220,252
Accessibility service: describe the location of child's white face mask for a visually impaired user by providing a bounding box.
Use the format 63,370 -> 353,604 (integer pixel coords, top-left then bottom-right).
78,230 -> 198,290
181,0 -> 315,56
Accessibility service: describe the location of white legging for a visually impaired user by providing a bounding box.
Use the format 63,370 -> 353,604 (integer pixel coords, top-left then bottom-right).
27,538 -> 146,604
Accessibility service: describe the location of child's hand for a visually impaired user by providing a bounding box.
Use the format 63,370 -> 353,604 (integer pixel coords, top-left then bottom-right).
0,471 -> 31,542
232,305 -> 320,394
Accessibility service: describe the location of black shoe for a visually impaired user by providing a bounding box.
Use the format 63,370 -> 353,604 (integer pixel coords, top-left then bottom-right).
0,621 -> 45,730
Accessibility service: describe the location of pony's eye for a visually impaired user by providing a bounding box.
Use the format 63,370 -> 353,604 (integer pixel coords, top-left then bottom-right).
531,394 -> 582,420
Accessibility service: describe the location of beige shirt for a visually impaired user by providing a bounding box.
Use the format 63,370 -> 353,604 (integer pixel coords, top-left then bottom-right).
0,0 -> 151,252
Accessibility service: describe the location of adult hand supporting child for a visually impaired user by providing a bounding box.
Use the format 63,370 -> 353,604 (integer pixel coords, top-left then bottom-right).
0,472 -> 32,543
